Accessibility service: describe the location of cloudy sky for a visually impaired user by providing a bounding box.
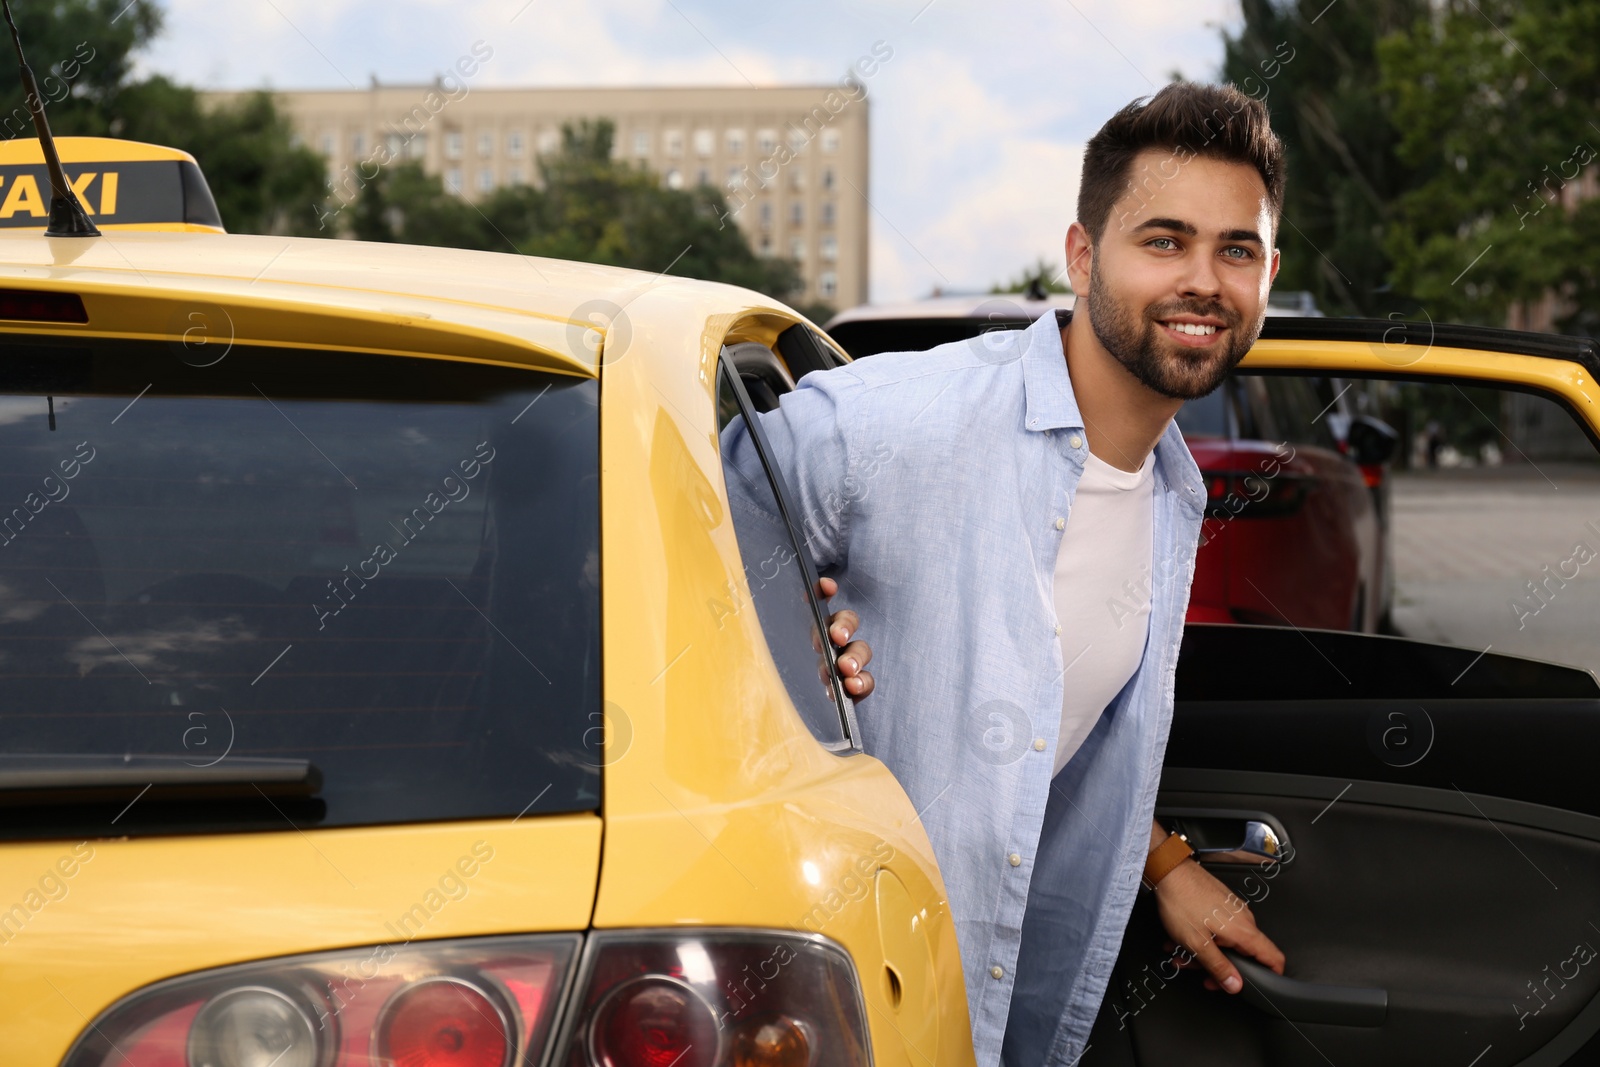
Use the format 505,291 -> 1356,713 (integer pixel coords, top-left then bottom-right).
140,0 -> 1242,302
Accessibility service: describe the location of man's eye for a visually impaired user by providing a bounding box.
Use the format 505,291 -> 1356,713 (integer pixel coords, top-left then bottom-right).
1149,237 -> 1178,250
1222,246 -> 1253,260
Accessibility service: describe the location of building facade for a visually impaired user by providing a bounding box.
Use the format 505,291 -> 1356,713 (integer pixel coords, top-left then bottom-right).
208,83 -> 870,310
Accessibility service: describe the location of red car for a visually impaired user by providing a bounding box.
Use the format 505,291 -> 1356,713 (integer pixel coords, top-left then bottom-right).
824,293 -> 1396,631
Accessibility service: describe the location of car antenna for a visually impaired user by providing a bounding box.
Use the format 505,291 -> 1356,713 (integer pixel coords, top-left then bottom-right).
1,0 -> 98,237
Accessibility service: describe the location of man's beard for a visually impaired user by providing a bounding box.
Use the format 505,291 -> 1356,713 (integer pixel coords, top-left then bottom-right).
1085,266 -> 1263,400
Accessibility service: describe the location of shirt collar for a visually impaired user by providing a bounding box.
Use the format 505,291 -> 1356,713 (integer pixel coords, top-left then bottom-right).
1023,308 -> 1206,513
1020,309 -> 1083,433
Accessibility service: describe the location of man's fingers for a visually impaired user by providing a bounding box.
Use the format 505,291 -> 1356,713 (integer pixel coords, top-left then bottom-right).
835,639 -> 873,675
816,576 -> 838,599
844,669 -> 874,698
1219,920 -> 1286,976
828,609 -> 860,647
1188,938 -> 1242,995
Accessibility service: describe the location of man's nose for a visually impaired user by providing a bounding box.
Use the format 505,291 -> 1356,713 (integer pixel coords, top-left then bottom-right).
1178,252 -> 1223,299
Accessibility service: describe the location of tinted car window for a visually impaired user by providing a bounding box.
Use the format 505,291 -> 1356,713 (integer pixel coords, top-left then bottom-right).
1260,374 -> 1340,450
0,340 -> 600,837
716,364 -> 851,750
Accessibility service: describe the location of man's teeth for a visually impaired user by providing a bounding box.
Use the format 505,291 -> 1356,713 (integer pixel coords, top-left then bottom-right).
1164,321 -> 1218,336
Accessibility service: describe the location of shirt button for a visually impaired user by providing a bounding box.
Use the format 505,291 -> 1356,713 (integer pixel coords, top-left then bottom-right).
991,965 -> 1005,980
1033,738 -> 1046,751
1054,624 -> 1062,635
1008,852 -> 1022,867
1054,517 -> 1065,531
1068,434 -> 1083,449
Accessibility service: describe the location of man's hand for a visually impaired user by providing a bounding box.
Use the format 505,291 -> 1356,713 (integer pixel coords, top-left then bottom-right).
817,576 -> 874,698
1153,857 -> 1284,994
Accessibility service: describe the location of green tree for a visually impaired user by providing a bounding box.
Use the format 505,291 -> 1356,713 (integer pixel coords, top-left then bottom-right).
1220,0 -> 1427,316
352,119 -> 802,302
1378,0 -> 1600,331
0,0 -> 326,235
0,0 -> 161,140
989,257 -> 1071,296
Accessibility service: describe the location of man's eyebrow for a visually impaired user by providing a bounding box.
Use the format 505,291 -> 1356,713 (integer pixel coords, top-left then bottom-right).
1130,217 -> 1197,236
1219,228 -> 1265,245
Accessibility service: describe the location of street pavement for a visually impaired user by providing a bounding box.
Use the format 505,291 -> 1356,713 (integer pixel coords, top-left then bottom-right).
1389,463 -> 1600,680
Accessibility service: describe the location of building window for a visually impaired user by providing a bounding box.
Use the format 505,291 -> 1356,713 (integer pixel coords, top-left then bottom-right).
726,165 -> 746,189
821,166 -> 836,191
537,128 -> 560,155
790,236 -> 806,261
789,201 -> 804,226
757,128 -> 777,155
477,168 -> 494,192
633,130 -> 650,157
445,131 -> 463,159
759,234 -> 773,256
478,132 -> 494,158
507,131 -> 525,158
665,169 -> 684,190
821,201 -> 835,226
351,132 -> 365,155
820,234 -> 838,261
386,133 -> 405,159
693,128 -> 714,157
726,128 -> 745,155
759,202 -> 773,228
787,127 -> 808,154
445,168 -> 463,194
319,133 -> 335,157
696,167 -> 710,186
821,129 -> 841,154
508,166 -> 524,185
665,129 -> 684,158
790,167 -> 806,191
819,271 -> 838,298
408,134 -> 427,160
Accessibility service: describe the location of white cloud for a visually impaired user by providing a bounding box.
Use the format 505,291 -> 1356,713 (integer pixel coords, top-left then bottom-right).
137,0 -> 1244,303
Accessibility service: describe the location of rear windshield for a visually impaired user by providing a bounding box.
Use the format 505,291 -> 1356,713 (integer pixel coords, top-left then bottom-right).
0,338 -> 600,837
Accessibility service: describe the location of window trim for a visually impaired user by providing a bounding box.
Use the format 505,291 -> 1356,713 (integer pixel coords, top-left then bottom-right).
716,345 -> 861,753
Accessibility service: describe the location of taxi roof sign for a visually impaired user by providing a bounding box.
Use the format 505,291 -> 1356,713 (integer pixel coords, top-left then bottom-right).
0,137 -> 224,233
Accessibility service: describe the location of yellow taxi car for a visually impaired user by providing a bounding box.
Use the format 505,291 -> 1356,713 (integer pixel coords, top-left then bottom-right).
8,133 -> 1600,1067
0,137 -> 965,1067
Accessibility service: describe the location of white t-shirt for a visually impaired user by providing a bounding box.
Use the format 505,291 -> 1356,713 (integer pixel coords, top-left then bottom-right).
1052,449 -> 1156,776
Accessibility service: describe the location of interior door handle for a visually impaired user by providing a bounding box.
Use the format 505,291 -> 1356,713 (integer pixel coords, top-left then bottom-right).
1225,951 -> 1388,1027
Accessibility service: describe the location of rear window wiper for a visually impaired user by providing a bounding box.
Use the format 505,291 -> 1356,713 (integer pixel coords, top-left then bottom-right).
0,754 -> 321,802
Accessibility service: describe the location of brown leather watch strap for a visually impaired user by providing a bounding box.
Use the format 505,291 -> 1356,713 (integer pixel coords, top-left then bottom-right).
1142,831 -> 1193,890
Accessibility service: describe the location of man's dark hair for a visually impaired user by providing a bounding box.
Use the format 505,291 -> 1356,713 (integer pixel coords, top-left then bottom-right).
1077,82 -> 1286,244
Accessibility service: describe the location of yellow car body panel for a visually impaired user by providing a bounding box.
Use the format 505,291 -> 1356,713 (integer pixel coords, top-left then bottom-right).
1239,339 -> 1600,435
6,816 -> 601,1065
0,227 -> 970,1066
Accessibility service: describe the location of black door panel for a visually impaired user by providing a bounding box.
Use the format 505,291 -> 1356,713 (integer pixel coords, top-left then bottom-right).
1086,777 -> 1600,1066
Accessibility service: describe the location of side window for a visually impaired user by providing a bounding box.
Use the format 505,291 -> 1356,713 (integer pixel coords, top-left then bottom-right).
715,351 -> 857,751
1260,374 -> 1340,450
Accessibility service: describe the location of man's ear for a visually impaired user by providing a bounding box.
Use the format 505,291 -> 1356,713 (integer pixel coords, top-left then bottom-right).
1065,221 -> 1095,294
1268,246 -> 1281,286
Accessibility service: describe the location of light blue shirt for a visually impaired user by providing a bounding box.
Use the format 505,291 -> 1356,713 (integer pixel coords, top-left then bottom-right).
725,310 -> 1206,1066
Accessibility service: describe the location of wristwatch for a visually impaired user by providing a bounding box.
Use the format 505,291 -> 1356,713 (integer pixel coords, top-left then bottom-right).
1141,829 -> 1193,891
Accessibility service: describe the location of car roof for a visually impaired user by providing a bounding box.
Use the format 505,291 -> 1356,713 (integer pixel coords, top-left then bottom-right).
0,230 -> 790,376
826,291 -> 1076,328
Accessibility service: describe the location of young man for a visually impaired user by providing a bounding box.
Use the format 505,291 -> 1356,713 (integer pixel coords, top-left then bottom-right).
725,82 -> 1287,1065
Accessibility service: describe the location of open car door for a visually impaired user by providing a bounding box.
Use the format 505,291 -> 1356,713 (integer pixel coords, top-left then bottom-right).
1083,320 -> 1600,1067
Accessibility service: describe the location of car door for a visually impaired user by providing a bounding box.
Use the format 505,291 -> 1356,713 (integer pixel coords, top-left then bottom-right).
1082,321 -> 1600,1067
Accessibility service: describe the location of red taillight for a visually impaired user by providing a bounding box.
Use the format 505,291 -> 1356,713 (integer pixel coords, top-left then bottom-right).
1360,463 -> 1385,488
590,977 -> 719,1067
59,936 -> 576,1067
376,977 -> 510,1067
560,933 -> 871,1067
0,287 -> 87,322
